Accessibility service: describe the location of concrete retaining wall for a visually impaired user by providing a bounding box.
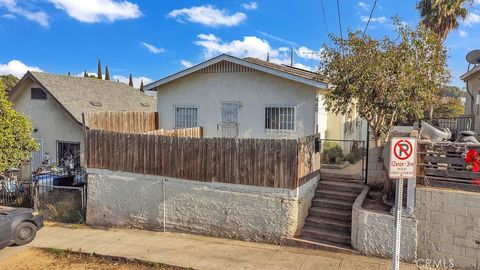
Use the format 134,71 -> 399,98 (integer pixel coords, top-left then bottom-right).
416,186 -> 480,269
352,186 -> 417,262
86,169 -> 318,244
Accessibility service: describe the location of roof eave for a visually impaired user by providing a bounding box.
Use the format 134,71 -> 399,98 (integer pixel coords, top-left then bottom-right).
145,54 -> 328,91
461,66 -> 480,81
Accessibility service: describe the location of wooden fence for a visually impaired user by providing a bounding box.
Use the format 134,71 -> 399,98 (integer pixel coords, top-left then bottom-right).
417,140 -> 480,192
87,112 -> 158,133
86,130 -> 320,189
146,127 -> 203,138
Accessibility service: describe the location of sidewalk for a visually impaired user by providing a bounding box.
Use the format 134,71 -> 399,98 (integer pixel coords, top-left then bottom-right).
28,224 -> 420,270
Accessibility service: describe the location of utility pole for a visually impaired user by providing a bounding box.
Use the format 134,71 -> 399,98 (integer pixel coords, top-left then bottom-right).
290,47 -> 294,67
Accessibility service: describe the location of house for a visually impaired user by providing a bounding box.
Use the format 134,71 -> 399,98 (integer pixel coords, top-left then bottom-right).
461,64 -> 480,134
9,72 -> 156,169
146,54 -> 363,140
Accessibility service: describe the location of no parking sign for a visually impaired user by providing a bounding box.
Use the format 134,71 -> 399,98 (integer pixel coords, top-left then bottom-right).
389,137 -> 417,179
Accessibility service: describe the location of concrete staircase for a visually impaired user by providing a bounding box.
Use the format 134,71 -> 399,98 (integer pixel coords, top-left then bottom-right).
299,178 -> 364,250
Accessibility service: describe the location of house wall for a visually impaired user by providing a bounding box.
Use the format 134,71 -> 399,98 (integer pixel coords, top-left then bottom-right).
86,168 -> 319,244
416,186 -> 480,269
11,79 -> 84,167
156,72 -> 324,139
464,72 -> 480,134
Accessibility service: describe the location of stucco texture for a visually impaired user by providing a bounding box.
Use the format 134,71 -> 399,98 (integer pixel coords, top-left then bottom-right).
11,79 -> 84,166
156,71 -> 324,139
86,169 -> 318,244
352,187 -> 417,262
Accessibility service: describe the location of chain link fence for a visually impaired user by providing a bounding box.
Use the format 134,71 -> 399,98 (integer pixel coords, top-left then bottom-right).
1,169 -> 87,224
320,139 -> 366,181
35,185 -> 86,223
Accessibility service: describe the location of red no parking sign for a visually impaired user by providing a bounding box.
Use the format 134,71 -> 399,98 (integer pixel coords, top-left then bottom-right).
389,137 -> 417,179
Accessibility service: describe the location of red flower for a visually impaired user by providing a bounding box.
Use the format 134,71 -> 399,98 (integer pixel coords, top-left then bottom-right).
465,148 -> 480,183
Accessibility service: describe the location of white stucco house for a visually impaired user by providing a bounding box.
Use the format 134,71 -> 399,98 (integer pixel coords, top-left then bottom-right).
9,72 -> 156,170
146,54 -> 363,140
461,64 -> 480,134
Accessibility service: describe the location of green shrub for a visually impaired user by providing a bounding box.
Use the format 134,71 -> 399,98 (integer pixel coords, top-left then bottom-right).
322,142 -> 344,164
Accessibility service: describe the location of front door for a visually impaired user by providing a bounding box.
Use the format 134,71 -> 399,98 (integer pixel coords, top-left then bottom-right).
220,102 -> 240,138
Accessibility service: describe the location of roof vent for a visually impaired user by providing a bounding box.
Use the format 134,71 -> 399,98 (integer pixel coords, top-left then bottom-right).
140,103 -> 150,107
89,101 -> 102,107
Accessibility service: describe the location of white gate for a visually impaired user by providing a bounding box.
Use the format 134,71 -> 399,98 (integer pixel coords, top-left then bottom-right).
220,102 -> 240,138
30,139 -> 44,171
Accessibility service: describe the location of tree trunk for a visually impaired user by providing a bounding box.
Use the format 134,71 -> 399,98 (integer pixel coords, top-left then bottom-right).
373,136 -> 394,206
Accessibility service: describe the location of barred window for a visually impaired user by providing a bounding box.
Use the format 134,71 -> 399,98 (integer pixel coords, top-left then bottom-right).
265,106 -> 295,131
174,106 -> 198,128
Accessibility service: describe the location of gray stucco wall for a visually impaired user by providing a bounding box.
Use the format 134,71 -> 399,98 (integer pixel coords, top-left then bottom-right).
416,187 -> 480,269
86,169 -> 318,243
156,71 -> 323,139
352,187 -> 418,262
11,80 -> 84,166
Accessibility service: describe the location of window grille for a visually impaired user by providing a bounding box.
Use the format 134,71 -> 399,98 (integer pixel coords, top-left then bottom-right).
221,103 -> 239,123
174,106 -> 198,128
265,106 -> 295,131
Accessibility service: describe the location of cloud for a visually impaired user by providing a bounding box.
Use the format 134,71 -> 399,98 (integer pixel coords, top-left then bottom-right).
0,0 -> 49,27
168,5 -> 246,27
361,16 -> 387,24
180,60 -> 193,68
1,13 -> 15,19
242,2 -> 257,10
257,31 -> 298,46
142,42 -> 164,54
48,0 -> 142,23
464,11 -> 480,26
357,1 -> 370,11
112,74 -> 152,88
459,29 -> 468,37
194,34 -> 316,71
0,60 -> 42,78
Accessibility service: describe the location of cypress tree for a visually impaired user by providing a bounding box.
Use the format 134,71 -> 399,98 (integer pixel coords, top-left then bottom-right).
97,59 -> 102,79
83,70 -> 88,77
67,71 -> 71,76
140,79 -> 144,92
128,73 -> 133,87
105,66 -> 110,81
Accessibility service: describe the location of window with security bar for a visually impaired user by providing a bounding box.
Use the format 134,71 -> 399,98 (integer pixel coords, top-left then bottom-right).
221,102 -> 239,123
174,106 -> 198,128
265,106 -> 295,131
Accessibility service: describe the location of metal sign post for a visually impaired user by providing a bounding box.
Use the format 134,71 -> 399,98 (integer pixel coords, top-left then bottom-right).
389,137 -> 417,270
392,178 -> 404,270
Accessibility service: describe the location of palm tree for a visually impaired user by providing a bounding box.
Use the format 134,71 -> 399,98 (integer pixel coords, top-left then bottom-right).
417,0 -> 472,42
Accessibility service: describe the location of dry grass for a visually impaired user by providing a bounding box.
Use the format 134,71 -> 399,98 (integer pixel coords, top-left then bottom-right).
0,247 -> 192,270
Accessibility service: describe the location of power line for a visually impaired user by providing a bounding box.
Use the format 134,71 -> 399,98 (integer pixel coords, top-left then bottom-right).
336,0 -> 343,40
363,0 -> 379,36
320,0 -> 330,44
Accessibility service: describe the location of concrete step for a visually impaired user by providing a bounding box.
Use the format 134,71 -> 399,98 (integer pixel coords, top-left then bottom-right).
308,207 -> 352,221
317,181 -> 363,193
311,197 -> 353,210
315,190 -> 358,203
281,236 -> 357,254
305,217 -> 351,233
301,226 -> 351,245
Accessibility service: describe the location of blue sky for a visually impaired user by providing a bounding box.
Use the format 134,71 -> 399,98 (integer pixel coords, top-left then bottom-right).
0,0 -> 479,88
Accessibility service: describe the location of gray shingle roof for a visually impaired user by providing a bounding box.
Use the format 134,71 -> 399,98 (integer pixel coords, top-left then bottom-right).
17,72 -> 156,126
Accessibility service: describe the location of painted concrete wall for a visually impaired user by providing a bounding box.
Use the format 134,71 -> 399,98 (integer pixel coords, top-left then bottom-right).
416,187 -> 480,269
86,168 -> 318,244
11,79 -> 84,166
351,187 -> 418,262
156,71 -> 324,139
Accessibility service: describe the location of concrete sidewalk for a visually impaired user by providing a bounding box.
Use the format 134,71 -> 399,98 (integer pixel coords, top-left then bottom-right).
27,224 -> 421,270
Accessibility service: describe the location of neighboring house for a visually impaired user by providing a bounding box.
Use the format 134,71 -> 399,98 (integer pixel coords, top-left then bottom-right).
9,72 -> 156,170
461,64 -> 480,134
146,54 -> 361,140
